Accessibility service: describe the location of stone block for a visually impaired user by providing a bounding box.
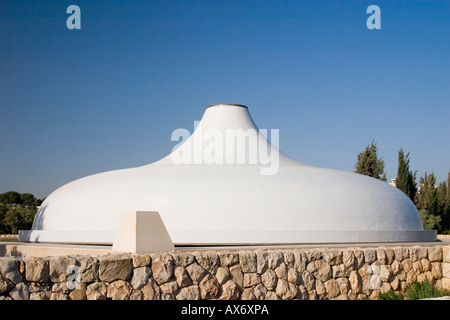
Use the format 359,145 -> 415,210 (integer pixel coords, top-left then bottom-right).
323,250 -> 343,266
49,256 -> 76,283
160,281 -> 178,296
0,258 -> 22,283
199,274 -> 220,299
98,254 -> 132,282
76,256 -> 98,282
151,254 -> 174,285
239,251 -> 257,273
362,249 -> 377,264
261,269 -> 277,291
218,252 -> 239,267
306,260 -> 331,282
172,252 -> 195,267
25,257 -> 49,283
0,275 -> 14,295
443,246 -> 450,263
69,283 -> 87,300
229,264 -> 244,288
141,279 -> 160,300
342,249 -> 356,270
196,251 -> 220,275
256,250 -> 268,274
428,247 -> 443,262
176,285 -> 201,300
175,266 -> 192,288
106,280 -> 132,300
394,247 -> 409,262
243,273 -> 260,288
410,246 -> 428,262
376,248 -> 387,265
219,280 -> 240,300
267,251 -> 284,269
324,279 -> 340,299
86,282 -> 107,300
9,283 -> 29,300
132,254 -> 151,268
443,262 -> 450,279
186,262 -> 207,285
131,266 -> 151,290
275,279 -> 298,300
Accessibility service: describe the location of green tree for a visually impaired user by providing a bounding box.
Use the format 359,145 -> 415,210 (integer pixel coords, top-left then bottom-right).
0,191 -> 38,234
0,203 -> 8,234
1,204 -> 36,234
354,141 -> 386,181
0,191 -> 22,205
419,209 -> 442,231
416,173 -> 439,215
416,172 -> 444,232
395,149 -> 417,202
20,193 -> 37,207
436,172 -> 450,233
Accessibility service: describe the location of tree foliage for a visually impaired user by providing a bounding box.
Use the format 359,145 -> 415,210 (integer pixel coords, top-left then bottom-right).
20,193 -> 37,207
436,173 -> 450,232
354,141 -> 386,181
0,191 -> 22,205
0,191 -> 39,234
416,173 -> 439,216
395,149 -> 417,202
415,172 -> 450,233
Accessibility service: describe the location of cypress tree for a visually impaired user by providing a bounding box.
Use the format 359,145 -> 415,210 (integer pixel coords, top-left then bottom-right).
354,141 -> 386,181
395,149 -> 417,202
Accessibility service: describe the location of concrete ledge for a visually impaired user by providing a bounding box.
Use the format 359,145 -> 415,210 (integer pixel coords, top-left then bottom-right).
438,234 -> 450,241
1,240 -> 448,258
18,229 -> 437,245
18,230 -> 115,245
169,229 -> 438,245
0,242 -> 112,257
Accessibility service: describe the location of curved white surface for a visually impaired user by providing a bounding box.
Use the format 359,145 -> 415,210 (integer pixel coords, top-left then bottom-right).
20,104 -> 436,244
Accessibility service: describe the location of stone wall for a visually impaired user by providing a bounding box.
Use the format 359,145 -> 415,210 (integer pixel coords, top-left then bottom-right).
0,245 -> 449,300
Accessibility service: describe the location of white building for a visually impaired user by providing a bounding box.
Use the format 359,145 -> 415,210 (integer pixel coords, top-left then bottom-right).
19,104 -> 435,245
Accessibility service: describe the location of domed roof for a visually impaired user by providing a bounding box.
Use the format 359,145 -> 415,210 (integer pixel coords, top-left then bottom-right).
20,104 -> 436,244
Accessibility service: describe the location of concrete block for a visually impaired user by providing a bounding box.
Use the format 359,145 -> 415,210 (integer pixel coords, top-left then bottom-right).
112,211 -> 174,253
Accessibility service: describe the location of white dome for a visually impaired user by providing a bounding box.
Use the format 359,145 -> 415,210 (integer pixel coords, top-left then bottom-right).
20,104 -> 436,244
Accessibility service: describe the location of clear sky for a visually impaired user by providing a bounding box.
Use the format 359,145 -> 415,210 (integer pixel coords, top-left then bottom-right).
0,0 -> 449,199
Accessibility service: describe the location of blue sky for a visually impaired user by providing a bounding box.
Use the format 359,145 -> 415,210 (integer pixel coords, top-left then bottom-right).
0,0 -> 449,199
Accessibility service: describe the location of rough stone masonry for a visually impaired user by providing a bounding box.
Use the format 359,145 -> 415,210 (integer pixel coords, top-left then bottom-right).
0,245 -> 449,300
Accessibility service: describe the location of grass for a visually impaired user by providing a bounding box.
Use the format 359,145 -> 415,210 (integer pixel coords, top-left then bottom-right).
378,290 -> 404,300
376,280 -> 450,300
405,280 -> 448,300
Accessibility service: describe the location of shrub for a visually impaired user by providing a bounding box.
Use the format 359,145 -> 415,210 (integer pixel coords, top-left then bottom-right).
405,280 -> 442,300
378,289 -> 404,300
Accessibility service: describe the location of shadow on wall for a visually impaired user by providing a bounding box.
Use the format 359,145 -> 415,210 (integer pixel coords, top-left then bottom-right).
29,203 -> 48,230
0,244 -> 24,258
17,203 -> 46,243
